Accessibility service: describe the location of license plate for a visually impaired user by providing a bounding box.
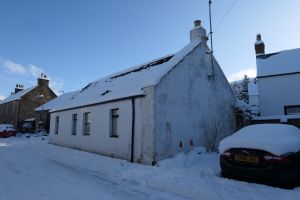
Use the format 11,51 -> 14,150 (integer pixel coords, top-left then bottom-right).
234,155 -> 259,163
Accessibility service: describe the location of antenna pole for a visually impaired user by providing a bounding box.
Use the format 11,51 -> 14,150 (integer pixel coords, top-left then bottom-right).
208,0 -> 214,80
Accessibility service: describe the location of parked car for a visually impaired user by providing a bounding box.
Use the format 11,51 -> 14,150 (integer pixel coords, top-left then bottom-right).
0,124 -> 17,138
22,122 -> 34,133
219,124 -> 300,188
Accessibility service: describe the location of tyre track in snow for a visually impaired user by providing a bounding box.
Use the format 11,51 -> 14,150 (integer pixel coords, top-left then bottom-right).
0,137 -> 192,200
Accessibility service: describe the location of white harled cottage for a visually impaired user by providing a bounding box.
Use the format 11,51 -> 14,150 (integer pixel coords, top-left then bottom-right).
49,20 -> 236,164
252,34 -> 300,128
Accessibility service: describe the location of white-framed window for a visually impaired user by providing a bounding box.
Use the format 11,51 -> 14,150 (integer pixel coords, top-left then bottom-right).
110,109 -> 119,138
72,114 -> 77,135
55,116 -> 59,134
83,112 -> 91,135
285,105 -> 300,115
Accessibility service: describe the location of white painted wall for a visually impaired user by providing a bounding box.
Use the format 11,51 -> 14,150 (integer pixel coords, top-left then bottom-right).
248,79 -> 259,115
49,43 -> 236,164
154,43 -> 236,161
135,86 -> 156,164
259,73 -> 300,116
49,99 -> 135,161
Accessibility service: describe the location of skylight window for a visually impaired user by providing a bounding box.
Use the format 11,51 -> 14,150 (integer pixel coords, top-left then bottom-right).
109,55 -> 173,80
101,90 -> 111,96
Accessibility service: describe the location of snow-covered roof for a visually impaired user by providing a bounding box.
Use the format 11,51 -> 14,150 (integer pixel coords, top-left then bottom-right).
24,118 -> 36,122
35,91 -> 79,111
219,124 -> 300,155
0,86 -> 36,105
52,41 -> 201,112
257,48 -> 300,77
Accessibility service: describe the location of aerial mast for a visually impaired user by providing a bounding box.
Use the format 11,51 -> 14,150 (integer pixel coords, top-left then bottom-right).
208,0 -> 214,80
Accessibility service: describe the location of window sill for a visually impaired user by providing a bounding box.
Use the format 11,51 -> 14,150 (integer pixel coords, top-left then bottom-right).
110,135 -> 119,138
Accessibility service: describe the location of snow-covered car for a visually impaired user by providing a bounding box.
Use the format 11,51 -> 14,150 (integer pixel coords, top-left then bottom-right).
22,122 -> 34,132
219,124 -> 300,187
0,124 -> 17,138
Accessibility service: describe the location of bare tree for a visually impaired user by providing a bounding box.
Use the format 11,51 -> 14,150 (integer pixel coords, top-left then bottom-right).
203,120 -> 225,152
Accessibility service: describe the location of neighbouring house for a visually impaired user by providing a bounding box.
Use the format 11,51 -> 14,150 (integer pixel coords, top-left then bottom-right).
0,74 -> 57,131
35,91 -> 78,132
252,34 -> 300,128
49,20 -> 236,164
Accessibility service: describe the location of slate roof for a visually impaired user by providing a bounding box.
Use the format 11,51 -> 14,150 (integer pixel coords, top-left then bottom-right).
0,86 -> 36,105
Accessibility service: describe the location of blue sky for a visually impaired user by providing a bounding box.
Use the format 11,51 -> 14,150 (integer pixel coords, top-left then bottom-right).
1,0 -> 300,99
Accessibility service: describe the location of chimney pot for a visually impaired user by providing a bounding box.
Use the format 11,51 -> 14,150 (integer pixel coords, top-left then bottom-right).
15,83 -> 24,93
194,20 -> 201,27
256,34 -> 262,41
38,73 -> 49,87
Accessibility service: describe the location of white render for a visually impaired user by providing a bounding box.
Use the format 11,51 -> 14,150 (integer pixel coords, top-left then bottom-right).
49,24 -> 236,164
258,73 -> 300,116
154,42 -> 236,161
248,78 -> 259,115
255,47 -> 300,117
50,99 -> 138,160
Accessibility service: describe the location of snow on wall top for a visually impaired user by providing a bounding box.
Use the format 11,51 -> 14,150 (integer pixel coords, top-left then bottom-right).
0,86 -> 36,105
51,41 -> 201,112
35,91 -> 79,111
219,124 -> 300,155
257,48 -> 300,77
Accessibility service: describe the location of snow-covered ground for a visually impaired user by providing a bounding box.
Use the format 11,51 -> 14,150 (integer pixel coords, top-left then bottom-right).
0,135 -> 299,200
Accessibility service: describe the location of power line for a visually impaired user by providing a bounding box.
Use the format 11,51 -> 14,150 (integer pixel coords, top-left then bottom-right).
120,0 -> 150,49
213,0 -> 238,33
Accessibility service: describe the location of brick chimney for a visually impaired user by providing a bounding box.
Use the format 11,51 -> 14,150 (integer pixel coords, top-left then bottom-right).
15,84 -> 24,93
190,20 -> 207,44
255,34 -> 265,56
37,73 -> 49,87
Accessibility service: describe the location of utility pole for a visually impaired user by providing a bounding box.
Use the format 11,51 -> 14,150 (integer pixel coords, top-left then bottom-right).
208,0 -> 214,80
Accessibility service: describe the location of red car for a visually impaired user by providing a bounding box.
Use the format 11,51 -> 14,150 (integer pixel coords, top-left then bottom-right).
0,124 -> 17,138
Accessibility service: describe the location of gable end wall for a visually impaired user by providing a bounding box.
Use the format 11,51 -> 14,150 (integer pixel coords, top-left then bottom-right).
154,43 -> 236,161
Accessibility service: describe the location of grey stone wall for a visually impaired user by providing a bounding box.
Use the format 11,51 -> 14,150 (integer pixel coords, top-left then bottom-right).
0,85 -> 56,131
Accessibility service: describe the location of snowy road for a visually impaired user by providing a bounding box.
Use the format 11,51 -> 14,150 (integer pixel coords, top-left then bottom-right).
0,136 -> 187,200
0,135 -> 300,200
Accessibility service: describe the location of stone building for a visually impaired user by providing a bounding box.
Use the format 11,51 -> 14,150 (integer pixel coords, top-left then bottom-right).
0,74 -> 57,131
